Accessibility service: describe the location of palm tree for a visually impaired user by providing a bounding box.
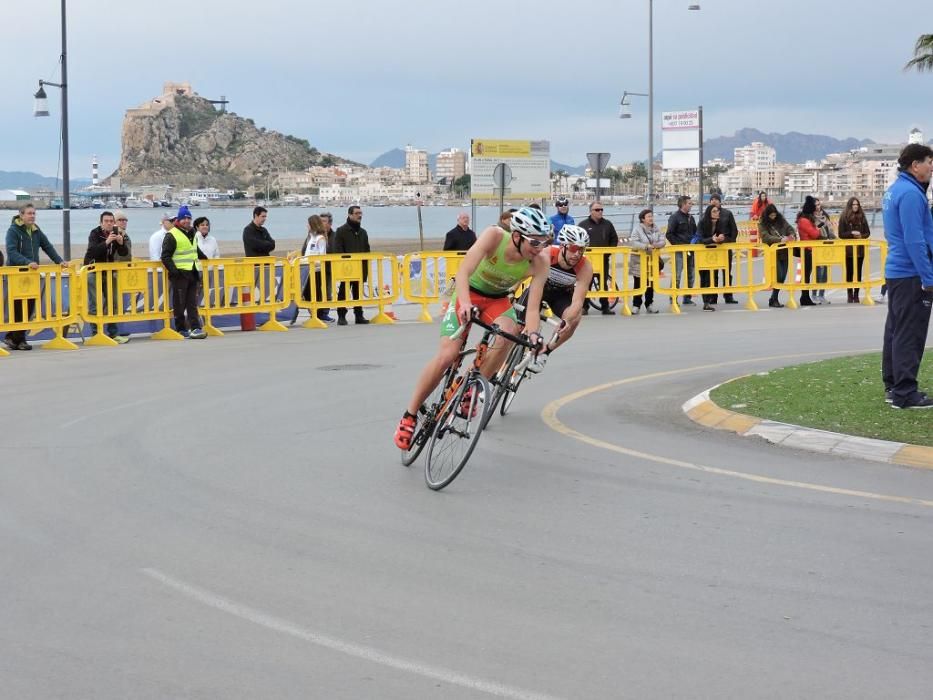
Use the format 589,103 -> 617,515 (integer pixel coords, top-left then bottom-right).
905,34 -> 933,72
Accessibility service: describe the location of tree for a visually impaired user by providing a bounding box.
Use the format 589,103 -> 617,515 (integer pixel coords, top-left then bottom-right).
453,174 -> 471,197
905,34 -> 933,72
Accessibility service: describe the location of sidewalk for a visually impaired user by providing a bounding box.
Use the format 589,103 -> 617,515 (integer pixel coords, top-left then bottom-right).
683,388 -> 933,470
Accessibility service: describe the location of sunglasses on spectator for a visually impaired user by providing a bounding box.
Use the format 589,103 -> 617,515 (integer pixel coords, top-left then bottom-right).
521,235 -> 552,248
117,218 -> 128,221
592,208 -> 604,212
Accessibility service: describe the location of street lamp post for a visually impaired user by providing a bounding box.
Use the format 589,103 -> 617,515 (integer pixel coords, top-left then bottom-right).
620,2 -> 702,208
33,0 -> 71,259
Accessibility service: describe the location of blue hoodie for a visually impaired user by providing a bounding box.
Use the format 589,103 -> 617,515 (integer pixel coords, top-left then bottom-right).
882,171 -> 933,286
549,211 -> 574,236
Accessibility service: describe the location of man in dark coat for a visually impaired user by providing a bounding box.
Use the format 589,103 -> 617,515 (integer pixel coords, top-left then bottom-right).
243,206 -> 276,257
708,193 -> 739,303
443,212 -> 476,251
332,205 -> 371,325
579,201 -> 619,314
666,195 -> 698,305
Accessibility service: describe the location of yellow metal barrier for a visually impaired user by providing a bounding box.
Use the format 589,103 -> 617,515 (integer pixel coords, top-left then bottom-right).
200,257 -> 291,335
79,261 -> 182,345
587,246 -> 647,317
0,263 -> 79,354
770,239 -> 885,309
290,253 -> 398,329
400,251 -> 468,322
655,242 -> 770,313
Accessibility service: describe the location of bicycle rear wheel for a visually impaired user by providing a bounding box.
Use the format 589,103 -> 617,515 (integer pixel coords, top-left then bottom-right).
482,342 -> 524,430
500,353 -> 529,416
587,273 -> 621,311
425,373 -> 491,490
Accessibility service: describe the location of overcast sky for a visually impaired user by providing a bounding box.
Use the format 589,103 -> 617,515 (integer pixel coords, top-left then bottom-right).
2,0 -> 931,177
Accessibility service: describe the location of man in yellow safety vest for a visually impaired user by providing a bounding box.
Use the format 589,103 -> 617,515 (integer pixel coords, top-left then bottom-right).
160,205 -> 208,339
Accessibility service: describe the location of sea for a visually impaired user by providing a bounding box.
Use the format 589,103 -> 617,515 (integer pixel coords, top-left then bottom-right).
24,202 -> 884,246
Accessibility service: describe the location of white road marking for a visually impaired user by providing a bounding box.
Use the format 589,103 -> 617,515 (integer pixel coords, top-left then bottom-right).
141,568 -> 563,700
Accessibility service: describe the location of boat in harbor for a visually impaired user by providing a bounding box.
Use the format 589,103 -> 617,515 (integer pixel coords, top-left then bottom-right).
124,195 -> 154,208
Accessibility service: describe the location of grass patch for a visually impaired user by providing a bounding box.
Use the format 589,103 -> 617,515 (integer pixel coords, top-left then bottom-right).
710,352 -> 933,446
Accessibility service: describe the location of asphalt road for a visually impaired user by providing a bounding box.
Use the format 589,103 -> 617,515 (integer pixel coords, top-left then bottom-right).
2,294 -> 932,699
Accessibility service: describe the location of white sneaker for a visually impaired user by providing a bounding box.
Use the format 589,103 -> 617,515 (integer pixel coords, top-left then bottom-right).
527,353 -> 548,374
188,328 -> 208,340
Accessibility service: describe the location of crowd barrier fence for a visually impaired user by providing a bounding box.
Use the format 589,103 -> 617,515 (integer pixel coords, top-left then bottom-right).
200,257 -> 291,335
769,239 -> 885,309
654,242 -> 770,313
400,251 -> 468,322
290,253 -> 398,329
0,263 -> 79,355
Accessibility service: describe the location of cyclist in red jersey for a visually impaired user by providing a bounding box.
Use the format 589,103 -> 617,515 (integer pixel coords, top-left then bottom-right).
516,224 -> 593,372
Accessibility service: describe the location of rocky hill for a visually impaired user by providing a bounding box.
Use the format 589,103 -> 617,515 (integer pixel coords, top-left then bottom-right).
118,82 -> 349,188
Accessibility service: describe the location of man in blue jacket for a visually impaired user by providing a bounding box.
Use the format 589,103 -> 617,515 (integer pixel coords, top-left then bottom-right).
549,197 -> 574,236
4,203 -> 67,351
881,143 -> 933,409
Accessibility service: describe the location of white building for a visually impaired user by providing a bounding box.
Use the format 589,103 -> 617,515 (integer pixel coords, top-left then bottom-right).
404,145 -> 430,184
908,128 -> 924,145
435,148 -> 466,183
734,142 -> 776,171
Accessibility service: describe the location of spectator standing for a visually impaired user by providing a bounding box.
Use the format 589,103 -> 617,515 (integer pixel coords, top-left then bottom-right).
811,198 -> 835,303
443,212 -> 476,251
758,204 -> 796,308
697,204 -> 728,311
296,214 -> 332,323
3,203 -> 67,351
838,196 -> 871,303
161,205 -> 208,339
629,208 -> 665,314
579,201 -> 619,315
332,205 -> 371,325
549,197 -> 574,236
149,213 -> 173,261
83,210 -> 130,343
795,196 -> 821,306
750,191 -> 771,220
881,144 -> 933,409
194,216 -> 220,259
243,206 -> 275,257
112,211 -> 133,262
666,195 -> 697,305
708,193 -> 739,303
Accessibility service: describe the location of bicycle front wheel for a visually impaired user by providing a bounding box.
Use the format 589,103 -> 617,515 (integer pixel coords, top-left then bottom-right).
425,373 -> 491,490
587,274 -> 621,311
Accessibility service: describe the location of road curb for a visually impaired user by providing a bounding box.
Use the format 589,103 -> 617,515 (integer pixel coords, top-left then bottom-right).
682,385 -> 933,470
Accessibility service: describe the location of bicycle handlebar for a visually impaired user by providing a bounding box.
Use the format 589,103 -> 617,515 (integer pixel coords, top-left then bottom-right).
451,306 -> 539,349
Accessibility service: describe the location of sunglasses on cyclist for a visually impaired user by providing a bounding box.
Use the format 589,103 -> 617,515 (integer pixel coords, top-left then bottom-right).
564,244 -> 586,254
520,234 -> 552,248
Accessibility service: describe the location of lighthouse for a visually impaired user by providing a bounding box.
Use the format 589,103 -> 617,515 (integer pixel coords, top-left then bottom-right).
92,155 -> 99,187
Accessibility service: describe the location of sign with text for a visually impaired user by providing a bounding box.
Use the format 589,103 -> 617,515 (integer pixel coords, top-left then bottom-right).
661,109 -> 700,170
470,139 -> 551,199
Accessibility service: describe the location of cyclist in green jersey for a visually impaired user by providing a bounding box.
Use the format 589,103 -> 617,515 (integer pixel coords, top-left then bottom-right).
394,207 -> 552,449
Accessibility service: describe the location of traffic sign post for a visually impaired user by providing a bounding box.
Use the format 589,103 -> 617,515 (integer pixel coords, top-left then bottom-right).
586,152 -> 611,202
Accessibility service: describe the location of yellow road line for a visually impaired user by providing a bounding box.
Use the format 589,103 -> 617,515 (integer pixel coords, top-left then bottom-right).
540,352 -> 933,509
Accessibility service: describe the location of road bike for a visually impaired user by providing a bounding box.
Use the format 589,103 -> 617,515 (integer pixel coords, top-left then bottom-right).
484,302 -> 564,426
398,308 -> 539,490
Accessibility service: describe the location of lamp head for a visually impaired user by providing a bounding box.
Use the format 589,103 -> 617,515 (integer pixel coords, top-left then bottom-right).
33,84 -> 49,118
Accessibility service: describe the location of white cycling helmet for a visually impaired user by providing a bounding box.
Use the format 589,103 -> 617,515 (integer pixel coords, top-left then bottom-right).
510,207 -> 552,237
557,224 -> 590,248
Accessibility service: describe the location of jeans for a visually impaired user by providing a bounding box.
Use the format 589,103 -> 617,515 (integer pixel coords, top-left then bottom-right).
87,271 -> 120,337
673,249 -> 695,300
